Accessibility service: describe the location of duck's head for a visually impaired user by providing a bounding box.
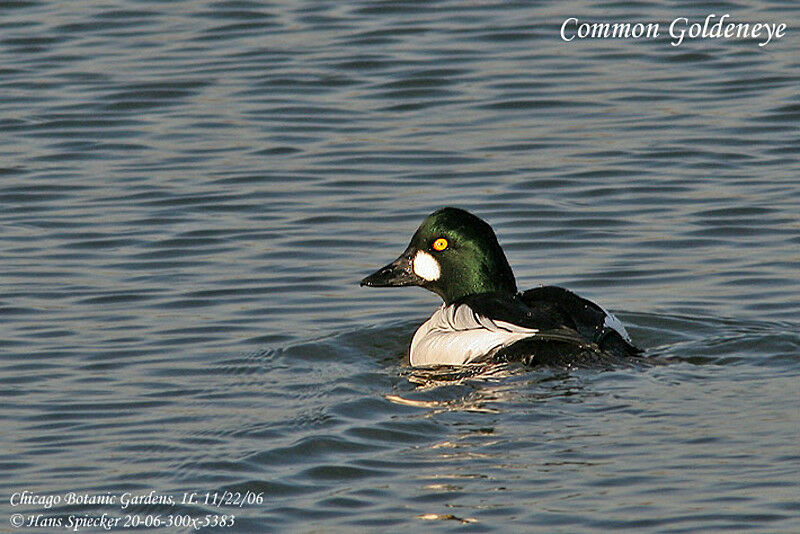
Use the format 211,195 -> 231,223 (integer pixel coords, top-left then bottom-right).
360,207 -> 517,304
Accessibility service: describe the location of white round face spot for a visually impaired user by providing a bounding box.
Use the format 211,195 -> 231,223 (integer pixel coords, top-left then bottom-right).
413,250 -> 441,282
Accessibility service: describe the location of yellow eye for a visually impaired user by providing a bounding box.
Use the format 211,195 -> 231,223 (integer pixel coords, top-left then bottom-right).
432,238 -> 448,251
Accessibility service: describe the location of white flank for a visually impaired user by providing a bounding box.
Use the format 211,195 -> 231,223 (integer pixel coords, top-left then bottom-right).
413,250 -> 441,281
410,304 -> 539,366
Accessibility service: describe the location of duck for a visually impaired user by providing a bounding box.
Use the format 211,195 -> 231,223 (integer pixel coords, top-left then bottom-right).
360,207 -> 642,367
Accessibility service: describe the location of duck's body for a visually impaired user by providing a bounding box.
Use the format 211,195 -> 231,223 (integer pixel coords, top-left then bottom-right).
361,208 -> 641,367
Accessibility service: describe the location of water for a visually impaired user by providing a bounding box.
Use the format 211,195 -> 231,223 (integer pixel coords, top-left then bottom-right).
1,1 -> 799,532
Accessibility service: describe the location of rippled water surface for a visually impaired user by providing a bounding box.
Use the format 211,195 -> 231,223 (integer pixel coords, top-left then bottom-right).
2,1 -> 799,532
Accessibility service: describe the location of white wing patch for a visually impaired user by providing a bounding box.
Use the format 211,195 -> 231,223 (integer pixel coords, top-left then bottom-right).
410,304 -> 539,366
413,250 -> 441,282
600,307 -> 632,342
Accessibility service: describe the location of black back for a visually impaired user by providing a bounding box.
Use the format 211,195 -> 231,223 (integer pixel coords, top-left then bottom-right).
520,286 -> 642,359
456,286 -> 642,367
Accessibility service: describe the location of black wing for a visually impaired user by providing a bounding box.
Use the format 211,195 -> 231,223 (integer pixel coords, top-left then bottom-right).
520,286 -> 642,359
452,289 -> 642,367
454,292 -> 610,366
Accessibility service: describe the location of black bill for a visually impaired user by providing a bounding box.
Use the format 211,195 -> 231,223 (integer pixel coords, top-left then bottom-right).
360,246 -> 423,287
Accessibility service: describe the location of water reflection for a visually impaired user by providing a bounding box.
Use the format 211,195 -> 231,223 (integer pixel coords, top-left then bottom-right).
387,363 -> 583,414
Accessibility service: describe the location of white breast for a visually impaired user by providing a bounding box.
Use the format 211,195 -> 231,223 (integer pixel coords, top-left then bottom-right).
409,304 -> 539,366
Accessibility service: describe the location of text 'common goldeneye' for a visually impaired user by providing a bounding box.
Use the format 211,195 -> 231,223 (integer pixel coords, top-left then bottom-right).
361,207 -> 642,367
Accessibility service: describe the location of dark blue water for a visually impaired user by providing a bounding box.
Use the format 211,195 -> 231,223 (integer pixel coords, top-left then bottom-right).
1,1 -> 799,532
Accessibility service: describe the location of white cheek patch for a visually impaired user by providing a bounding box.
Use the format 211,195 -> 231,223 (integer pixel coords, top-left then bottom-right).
413,251 -> 441,282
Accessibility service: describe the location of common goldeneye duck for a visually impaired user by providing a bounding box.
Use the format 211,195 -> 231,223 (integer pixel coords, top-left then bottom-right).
360,207 -> 642,367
